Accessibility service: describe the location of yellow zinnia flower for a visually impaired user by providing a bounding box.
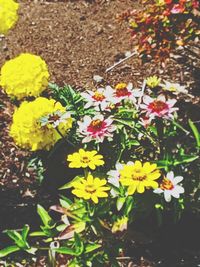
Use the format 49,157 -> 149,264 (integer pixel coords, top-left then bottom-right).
120,161 -> 160,195
72,174 -> 110,204
146,76 -> 161,88
0,53 -> 49,100
67,149 -> 104,170
0,0 -> 19,35
10,97 -> 72,151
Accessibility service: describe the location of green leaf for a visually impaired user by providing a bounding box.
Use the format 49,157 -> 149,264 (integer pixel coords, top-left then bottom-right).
74,233 -> 84,256
56,224 -> 67,232
85,243 -> 101,254
174,155 -> 199,166
124,196 -> 134,216
29,231 -> 48,237
4,230 -> 25,248
59,176 -> 82,190
172,120 -> 190,135
37,204 -> 54,228
25,247 -> 37,255
59,196 -> 73,208
128,140 -> 140,147
53,247 -> 78,256
114,118 -> 134,128
116,197 -> 126,211
189,119 -> 200,148
22,225 -> 30,241
0,246 -> 20,258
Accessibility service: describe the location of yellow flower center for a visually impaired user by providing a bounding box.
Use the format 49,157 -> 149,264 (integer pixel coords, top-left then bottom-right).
85,184 -> 96,194
90,119 -> 104,130
115,83 -> 131,97
160,178 -> 174,190
92,92 -> 105,101
115,83 -> 127,90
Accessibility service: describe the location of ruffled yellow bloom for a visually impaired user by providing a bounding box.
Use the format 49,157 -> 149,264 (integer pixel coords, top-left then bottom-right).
10,97 -> 73,151
72,174 -> 110,204
112,216 -> 128,233
67,149 -> 104,170
120,161 -> 160,195
146,76 -> 161,88
0,0 -> 19,35
0,53 -> 49,100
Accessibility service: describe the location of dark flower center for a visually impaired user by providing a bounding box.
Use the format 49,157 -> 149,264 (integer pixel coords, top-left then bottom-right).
49,114 -> 60,122
85,184 -> 96,194
81,156 -> 90,163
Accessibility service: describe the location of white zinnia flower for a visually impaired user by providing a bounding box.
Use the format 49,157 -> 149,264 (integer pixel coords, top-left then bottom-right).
81,86 -> 114,111
154,171 -> 184,202
161,81 -> 188,95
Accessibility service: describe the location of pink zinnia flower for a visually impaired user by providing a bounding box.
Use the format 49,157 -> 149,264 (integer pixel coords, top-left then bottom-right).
140,95 -> 178,119
78,114 -> 116,143
113,83 -> 142,104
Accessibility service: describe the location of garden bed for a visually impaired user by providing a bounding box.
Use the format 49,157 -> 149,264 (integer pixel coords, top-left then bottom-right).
0,0 -> 200,266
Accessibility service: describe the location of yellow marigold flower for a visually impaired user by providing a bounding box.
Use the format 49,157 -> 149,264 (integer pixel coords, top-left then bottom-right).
146,76 -> 161,88
67,149 -> 104,170
0,0 -> 19,35
0,53 -> 49,100
112,216 -> 128,233
120,161 -> 160,195
10,97 -> 73,151
72,174 -> 110,204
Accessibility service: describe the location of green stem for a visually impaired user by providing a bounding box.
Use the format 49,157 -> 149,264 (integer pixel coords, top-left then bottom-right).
55,127 -> 75,147
156,119 -> 164,157
84,168 -> 89,178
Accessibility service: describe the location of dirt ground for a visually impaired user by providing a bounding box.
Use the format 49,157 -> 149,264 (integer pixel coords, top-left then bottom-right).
0,0 -> 200,266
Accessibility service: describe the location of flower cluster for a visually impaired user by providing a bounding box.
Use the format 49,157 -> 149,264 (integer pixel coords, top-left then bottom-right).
10,97 -> 72,151
3,75 -> 196,266
0,2 -> 197,265
81,82 -> 141,111
120,0 -> 200,61
0,0 -> 19,35
0,53 -> 49,100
